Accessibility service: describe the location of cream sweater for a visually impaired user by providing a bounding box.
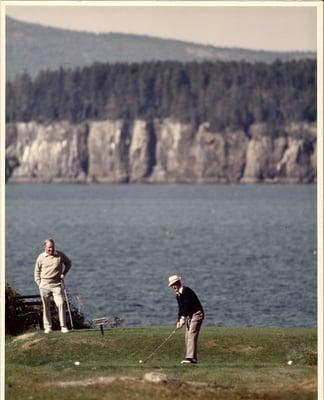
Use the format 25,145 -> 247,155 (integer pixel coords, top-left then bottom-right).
34,250 -> 71,285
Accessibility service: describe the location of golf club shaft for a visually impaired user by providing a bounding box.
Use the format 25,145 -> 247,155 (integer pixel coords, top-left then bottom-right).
61,280 -> 74,329
143,328 -> 177,363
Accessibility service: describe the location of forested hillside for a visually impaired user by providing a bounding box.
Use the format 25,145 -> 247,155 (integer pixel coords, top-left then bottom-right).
6,59 -> 316,135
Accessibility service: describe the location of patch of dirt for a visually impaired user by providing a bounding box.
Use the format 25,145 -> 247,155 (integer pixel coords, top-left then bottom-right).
43,377 -> 239,400
144,372 -> 167,383
287,379 -> 317,392
205,341 -> 262,354
41,376 -> 317,399
43,375 -> 234,392
21,338 -> 44,350
44,376 -> 138,387
234,345 -> 263,353
67,337 -> 117,349
12,332 -> 38,342
206,339 -> 217,348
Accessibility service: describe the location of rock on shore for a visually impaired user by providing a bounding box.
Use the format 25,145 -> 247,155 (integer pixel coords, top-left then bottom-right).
5,119 -> 316,183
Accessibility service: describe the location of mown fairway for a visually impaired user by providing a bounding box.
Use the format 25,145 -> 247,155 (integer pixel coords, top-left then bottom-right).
6,326 -> 317,400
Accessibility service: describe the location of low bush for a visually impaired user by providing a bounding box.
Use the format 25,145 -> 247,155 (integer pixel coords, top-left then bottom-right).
5,283 -> 91,335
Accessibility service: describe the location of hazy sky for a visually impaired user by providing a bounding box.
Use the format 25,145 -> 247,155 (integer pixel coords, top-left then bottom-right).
4,2 -> 318,52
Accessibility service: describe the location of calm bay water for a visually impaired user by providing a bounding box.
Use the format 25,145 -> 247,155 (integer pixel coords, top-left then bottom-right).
5,184 -> 317,327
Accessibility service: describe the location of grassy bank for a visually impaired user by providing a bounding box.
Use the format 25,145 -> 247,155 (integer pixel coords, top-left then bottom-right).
6,326 -> 317,400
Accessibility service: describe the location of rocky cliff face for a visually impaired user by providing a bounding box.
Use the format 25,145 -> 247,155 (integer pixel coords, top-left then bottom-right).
5,119 -> 316,183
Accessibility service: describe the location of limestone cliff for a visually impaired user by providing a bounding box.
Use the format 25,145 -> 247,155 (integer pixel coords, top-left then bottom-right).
5,119 -> 316,183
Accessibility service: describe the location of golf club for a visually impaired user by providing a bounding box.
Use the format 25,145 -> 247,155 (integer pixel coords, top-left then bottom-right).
139,327 -> 178,364
61,279 -> 74,330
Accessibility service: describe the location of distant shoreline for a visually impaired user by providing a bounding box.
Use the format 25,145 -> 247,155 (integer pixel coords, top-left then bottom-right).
5,179 -> 317,185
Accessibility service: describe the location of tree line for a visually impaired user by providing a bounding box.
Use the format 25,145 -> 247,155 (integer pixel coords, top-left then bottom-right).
6,59 -> 316,133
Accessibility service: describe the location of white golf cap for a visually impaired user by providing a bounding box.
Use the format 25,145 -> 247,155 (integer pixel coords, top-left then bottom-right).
168,275 -> 181,286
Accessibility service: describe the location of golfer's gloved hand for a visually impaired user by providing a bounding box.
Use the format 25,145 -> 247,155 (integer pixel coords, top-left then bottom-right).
176,317 -> 185,329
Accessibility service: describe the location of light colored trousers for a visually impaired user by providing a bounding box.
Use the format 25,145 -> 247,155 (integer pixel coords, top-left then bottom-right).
39,282 -> 66,329
185,310 -> 204,360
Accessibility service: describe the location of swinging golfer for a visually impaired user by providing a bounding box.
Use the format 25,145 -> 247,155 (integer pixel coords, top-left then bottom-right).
34,239 -> 71,333
169,275 -> 204,364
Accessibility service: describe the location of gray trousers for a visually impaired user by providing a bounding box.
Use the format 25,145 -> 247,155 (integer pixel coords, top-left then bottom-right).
185,310 -> 204,360
39,282 -> 66,329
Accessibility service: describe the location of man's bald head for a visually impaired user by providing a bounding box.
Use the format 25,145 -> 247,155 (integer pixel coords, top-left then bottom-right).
44,239 -> 55,255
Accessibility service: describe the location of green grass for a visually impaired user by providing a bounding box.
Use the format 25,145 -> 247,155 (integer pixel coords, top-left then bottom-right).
6,326 -> 317,400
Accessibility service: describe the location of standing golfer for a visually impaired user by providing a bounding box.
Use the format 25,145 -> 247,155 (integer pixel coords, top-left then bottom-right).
34,238 -> 71,333
169,275 -> 204,364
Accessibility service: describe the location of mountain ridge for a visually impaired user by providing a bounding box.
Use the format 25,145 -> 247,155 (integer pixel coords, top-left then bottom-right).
6,16 -> 316,80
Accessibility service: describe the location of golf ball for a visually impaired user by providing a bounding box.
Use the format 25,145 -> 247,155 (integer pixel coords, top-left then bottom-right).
139,360 -> 143,364
287,360 -> 293,365
74,361 -> 80,366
